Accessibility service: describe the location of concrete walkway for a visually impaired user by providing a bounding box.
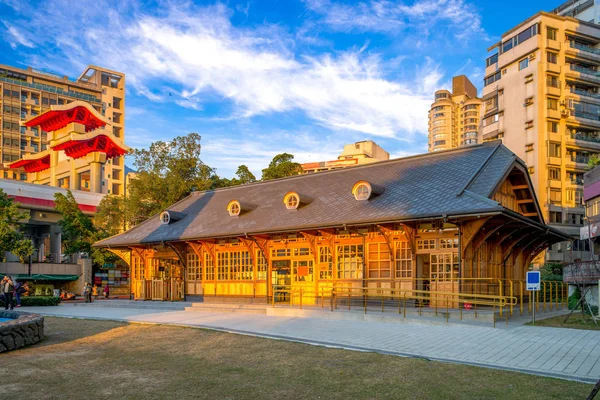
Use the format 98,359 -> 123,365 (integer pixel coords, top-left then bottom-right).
21,303 -> 600,384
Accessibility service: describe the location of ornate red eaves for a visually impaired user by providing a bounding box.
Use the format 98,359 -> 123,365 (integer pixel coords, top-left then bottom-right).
9,155 -> 51,172
52,135 -> 127,159
24,105 -> 107,132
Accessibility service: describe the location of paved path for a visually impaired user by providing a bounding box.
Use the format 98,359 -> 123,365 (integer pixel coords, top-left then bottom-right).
21,303 -> 600,384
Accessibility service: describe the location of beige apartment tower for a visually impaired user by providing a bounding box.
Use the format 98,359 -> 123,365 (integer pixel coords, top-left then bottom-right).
482,11 -> 600,262
428,75 -> 482,152
0,64 -> 126,195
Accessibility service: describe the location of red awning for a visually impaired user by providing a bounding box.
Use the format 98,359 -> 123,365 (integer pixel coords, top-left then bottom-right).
24,105 -> 107,132
52,135 -> 128,159
9,155 -> 51,172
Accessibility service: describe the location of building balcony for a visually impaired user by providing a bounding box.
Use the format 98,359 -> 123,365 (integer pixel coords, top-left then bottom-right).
567,131 -> 600,150
570,87 -> 600,102
565,155 -> 590,169
569,110 -> 600,128
566,41 -> 600,64
566,64 -> 600,86
548,179 -> 562,189
546,63 -> 561,74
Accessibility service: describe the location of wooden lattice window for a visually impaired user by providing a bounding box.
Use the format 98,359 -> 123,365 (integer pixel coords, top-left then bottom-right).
367,242 -> 391,279
186,253 -> 202,281
255,250 -> 267,280
395,241 -> 412,278
337,244 -> 364,279
318,246 -> 333,280
205,253 -> 215,281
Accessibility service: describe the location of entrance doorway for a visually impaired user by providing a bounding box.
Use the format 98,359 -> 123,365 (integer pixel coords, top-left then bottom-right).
272,260 -> 291,302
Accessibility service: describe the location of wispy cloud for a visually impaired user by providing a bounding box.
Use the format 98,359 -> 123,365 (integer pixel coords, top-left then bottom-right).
303,0 -> 485,40
2,21 -> 34,49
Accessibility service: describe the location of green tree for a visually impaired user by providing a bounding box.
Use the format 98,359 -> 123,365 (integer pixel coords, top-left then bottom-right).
95,195 -> 125,237
261,153 -> 302,180
236,165 -> 256,184
54,191 -> 97,255
127,133 -> 214,225
0,189 -> 33,262
588,155 -> 600,170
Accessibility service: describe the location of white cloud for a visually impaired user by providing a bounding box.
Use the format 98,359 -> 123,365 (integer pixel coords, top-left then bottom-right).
2,21 -> 34,49
303,0 -> 485,40
3,0 -> 447,140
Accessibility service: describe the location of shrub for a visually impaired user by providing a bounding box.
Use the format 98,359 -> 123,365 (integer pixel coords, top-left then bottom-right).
21,296 -> 61,306
0,296 -> 61,307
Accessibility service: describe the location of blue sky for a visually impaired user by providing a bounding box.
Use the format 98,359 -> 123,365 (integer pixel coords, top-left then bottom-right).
0,0 -> 559,178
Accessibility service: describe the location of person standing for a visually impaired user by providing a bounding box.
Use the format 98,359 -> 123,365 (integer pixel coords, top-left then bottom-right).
103,284 -> 110,299
92,284 -> 99,301
83,282 -> 91,303
15,281 -> 26,308
2,276 -> 15,310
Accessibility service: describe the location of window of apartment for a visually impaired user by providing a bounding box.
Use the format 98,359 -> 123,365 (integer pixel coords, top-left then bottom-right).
486,53 -> 499,67
550,189 -> 561,204
433,140 -> 446,146
548,142 -> 561,157
549,211 -> 562,223
548,167 -> 560,181
433,112 -> 444,118
547,98 -> 559,110
483,113 -> 499,126
568,189 -> 584,206
547,52 -> 558,64
19,126 -> 26,135
519,58 -> 529,70
547,75 -> 559,88
572,239 -> 590,252
484,71 -> 501,86
31,127 -> 38,136
547,27 -> 558,41
568,213 -> 584,226
547,121 -> 558,133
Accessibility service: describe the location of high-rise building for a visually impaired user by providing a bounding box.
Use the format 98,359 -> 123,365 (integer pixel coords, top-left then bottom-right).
301,140 -> 389,173
553,0 -> 600,22
0,64 -> 126,195
481,11 -> 600,262
428,75 -> 482,152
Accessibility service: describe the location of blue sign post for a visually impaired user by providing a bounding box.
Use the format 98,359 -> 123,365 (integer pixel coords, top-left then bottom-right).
526,271 -> 541,324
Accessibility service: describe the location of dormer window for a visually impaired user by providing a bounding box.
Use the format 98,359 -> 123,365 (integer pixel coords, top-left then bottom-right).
284,193 -> 300,210
160,211 -> 170,225
158,210 -> 186,225
227,200 -> 241,217
352,181 -> 384,201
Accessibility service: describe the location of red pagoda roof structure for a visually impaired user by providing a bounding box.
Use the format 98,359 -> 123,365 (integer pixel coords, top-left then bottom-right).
53,134 -> 128,159
9,154 -> 51,173
8,101 -> 129,173
23,101 -> 109,132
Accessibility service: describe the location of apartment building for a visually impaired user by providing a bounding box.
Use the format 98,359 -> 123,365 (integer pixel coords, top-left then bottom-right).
0,64 -> 126,195
482,11 -> 600,262
428,75 -> 482,152
553,0 -> 599,22
301,140 -> 390,173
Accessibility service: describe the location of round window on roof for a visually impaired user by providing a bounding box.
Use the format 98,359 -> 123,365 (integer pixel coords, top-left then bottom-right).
284,193 -> 300,210
353,182 -> 372,201
227,201 -> 241,216
159,211 -> 170,225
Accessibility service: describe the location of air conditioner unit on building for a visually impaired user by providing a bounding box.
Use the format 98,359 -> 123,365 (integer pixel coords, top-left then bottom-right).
559,100 -> 566,106
529,53 -> 536,60
561,109 -> 570,118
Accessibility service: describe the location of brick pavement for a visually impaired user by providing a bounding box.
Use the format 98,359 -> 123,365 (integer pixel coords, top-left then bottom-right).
21,303 -> 600,383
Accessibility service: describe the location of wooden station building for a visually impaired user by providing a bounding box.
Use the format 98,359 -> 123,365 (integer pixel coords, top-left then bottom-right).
94,141 -> 569,303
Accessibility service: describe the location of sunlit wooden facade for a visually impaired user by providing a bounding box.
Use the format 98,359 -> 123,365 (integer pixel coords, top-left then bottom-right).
95,142 -> 569,302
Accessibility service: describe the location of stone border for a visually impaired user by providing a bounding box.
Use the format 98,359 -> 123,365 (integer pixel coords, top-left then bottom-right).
0,310 -> 44,352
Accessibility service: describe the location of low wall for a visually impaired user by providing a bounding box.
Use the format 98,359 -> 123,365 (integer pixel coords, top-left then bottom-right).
0,311 -> 44,352
0,262 -> 81,276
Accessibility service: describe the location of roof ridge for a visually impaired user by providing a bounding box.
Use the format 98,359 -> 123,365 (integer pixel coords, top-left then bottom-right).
456,141 -> 502,197
191,141 -> 499,197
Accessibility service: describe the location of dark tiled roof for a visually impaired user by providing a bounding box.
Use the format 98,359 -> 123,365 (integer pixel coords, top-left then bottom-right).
95,141 -> 534,247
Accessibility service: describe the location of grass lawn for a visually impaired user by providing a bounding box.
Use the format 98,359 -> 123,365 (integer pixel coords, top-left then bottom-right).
0,317 -> 592,400
528,312 -> 600,331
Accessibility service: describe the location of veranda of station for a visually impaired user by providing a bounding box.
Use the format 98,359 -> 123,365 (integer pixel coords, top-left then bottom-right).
95,141 -> 569,317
